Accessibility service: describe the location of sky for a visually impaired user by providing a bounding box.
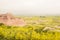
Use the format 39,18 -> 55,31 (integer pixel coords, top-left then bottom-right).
0,0 -> 60,16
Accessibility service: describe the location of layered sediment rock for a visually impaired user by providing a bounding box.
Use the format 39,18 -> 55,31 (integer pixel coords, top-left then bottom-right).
0,13 -> 26,26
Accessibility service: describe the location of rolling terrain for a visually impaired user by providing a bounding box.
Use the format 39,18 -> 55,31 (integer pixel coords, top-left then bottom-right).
0,15 -> 60,40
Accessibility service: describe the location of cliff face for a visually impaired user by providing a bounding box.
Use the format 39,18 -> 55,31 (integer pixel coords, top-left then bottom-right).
0,13 -> 26,26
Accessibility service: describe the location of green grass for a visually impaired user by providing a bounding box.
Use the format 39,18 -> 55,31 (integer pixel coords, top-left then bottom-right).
0,16 -> 60,40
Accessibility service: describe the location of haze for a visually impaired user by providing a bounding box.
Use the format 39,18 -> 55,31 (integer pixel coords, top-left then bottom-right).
0,0 -> 60,16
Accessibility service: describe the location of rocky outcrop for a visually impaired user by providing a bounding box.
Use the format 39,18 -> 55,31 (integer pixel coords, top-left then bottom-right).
0,13 -> 26,26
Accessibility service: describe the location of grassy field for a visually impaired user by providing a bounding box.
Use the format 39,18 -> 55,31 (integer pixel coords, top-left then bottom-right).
0,16 -> 60,40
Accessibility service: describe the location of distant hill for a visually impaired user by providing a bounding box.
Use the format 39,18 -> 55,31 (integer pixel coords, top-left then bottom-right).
0,13 -> 26,26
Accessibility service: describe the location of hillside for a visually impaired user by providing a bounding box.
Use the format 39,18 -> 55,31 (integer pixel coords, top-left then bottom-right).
0,13 -> 26,26
0,14 -> 60,40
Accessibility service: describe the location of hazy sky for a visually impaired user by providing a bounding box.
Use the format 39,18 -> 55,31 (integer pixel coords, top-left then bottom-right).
0,0 -> 60,16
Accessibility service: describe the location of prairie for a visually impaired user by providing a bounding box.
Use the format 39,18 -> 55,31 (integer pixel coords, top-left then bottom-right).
0,16 -> 60,40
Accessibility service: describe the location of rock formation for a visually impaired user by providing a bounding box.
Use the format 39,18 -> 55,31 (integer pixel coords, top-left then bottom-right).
0,13 -> 26,26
